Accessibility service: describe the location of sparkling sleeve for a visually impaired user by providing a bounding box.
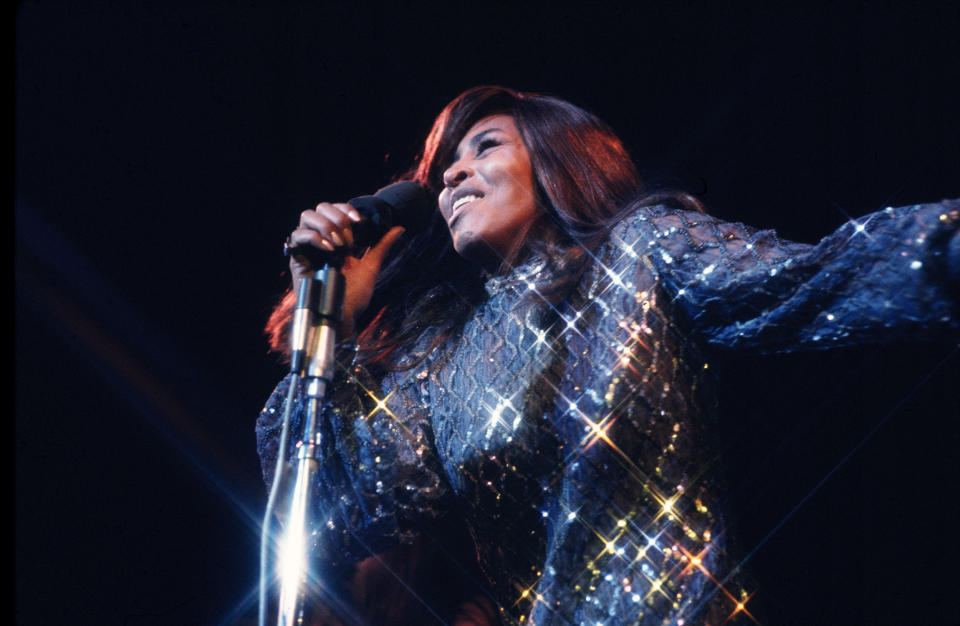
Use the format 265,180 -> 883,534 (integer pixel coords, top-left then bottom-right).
632,200 -> 960,352
255,351 -> 450,567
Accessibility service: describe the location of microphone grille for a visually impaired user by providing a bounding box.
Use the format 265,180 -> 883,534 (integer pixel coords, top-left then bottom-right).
373,181 -> 435,230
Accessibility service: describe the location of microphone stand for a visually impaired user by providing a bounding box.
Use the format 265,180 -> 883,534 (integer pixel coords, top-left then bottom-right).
259,180 -> 429,626
260,262 -> 345,626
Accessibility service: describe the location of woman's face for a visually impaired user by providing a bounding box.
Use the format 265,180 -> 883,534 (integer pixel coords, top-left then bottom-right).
438,114 -> 539,270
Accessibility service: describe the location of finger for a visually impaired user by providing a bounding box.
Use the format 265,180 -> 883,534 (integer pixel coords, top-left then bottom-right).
332,202 -> 362,224
289,227 -> 336,252
332,202 -> 361,246
297,209 -> 350,249
311,202 -> 360,247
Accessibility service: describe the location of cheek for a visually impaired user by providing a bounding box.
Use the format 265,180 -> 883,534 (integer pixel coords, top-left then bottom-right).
491,163 -> 535,207
513,160 -> 537,209
508,172 -> 538,223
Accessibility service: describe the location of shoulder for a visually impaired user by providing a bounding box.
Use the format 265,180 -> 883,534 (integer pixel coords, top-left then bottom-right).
608,203 -> 762,249
597,204 -> 725,272
603,204 -> 741,255
603,203 -> 816,279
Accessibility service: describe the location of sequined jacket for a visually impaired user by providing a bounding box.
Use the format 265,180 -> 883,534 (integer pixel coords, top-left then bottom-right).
257,200 -> 958,625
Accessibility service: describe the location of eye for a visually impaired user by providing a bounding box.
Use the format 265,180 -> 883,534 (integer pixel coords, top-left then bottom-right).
476,137 -> 501,156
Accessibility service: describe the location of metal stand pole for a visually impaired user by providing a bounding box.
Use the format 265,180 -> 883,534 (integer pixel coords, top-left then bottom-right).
263,264 -> 345,626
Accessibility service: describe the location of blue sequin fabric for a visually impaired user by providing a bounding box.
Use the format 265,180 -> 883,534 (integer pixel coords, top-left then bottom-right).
257,200 -> 958,625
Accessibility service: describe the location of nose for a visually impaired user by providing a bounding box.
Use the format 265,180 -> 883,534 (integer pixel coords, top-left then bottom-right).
442,159 -> 472,189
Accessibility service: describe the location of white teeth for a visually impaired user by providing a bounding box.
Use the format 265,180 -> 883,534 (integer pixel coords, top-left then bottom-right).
452,194 -> 479,211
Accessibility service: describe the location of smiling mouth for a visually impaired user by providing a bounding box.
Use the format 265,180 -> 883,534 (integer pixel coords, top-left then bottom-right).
452,193 -> 481,212
448,192 -> 483,225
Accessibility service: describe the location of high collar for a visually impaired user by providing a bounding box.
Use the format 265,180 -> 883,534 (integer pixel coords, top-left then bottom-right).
483,255 -> 547,297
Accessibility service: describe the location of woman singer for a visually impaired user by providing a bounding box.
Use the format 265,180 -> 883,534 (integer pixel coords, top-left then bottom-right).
257,85 -> 959,625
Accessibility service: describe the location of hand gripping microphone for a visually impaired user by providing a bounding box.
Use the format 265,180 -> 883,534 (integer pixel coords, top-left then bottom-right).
285,180 -> 434,375
284,180 -> 435,265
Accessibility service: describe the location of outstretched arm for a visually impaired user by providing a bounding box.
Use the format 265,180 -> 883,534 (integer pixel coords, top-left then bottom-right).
630,200 -> 959,353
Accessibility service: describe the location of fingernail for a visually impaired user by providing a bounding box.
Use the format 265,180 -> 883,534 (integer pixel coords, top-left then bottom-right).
329,232 -> 344,246
321,239 -> 336,251
348,209 -> 361,222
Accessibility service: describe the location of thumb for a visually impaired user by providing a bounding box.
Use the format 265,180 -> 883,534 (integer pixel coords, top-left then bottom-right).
359,225 -> 406,272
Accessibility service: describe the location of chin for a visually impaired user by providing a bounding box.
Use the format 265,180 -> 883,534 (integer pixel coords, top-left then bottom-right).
452,231 -> 482,259
453,233 -> 502,271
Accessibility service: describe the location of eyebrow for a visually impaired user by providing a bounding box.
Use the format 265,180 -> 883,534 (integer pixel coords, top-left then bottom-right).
453,127 -> 502,161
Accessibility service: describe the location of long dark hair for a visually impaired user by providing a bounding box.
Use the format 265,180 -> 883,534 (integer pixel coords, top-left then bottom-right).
267,86 -> 700,371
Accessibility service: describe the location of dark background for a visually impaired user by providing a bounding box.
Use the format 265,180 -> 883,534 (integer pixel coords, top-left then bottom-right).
15,2 -> 960,624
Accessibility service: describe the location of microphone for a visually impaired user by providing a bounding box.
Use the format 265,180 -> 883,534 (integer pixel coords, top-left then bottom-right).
285,181 -> 435,264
